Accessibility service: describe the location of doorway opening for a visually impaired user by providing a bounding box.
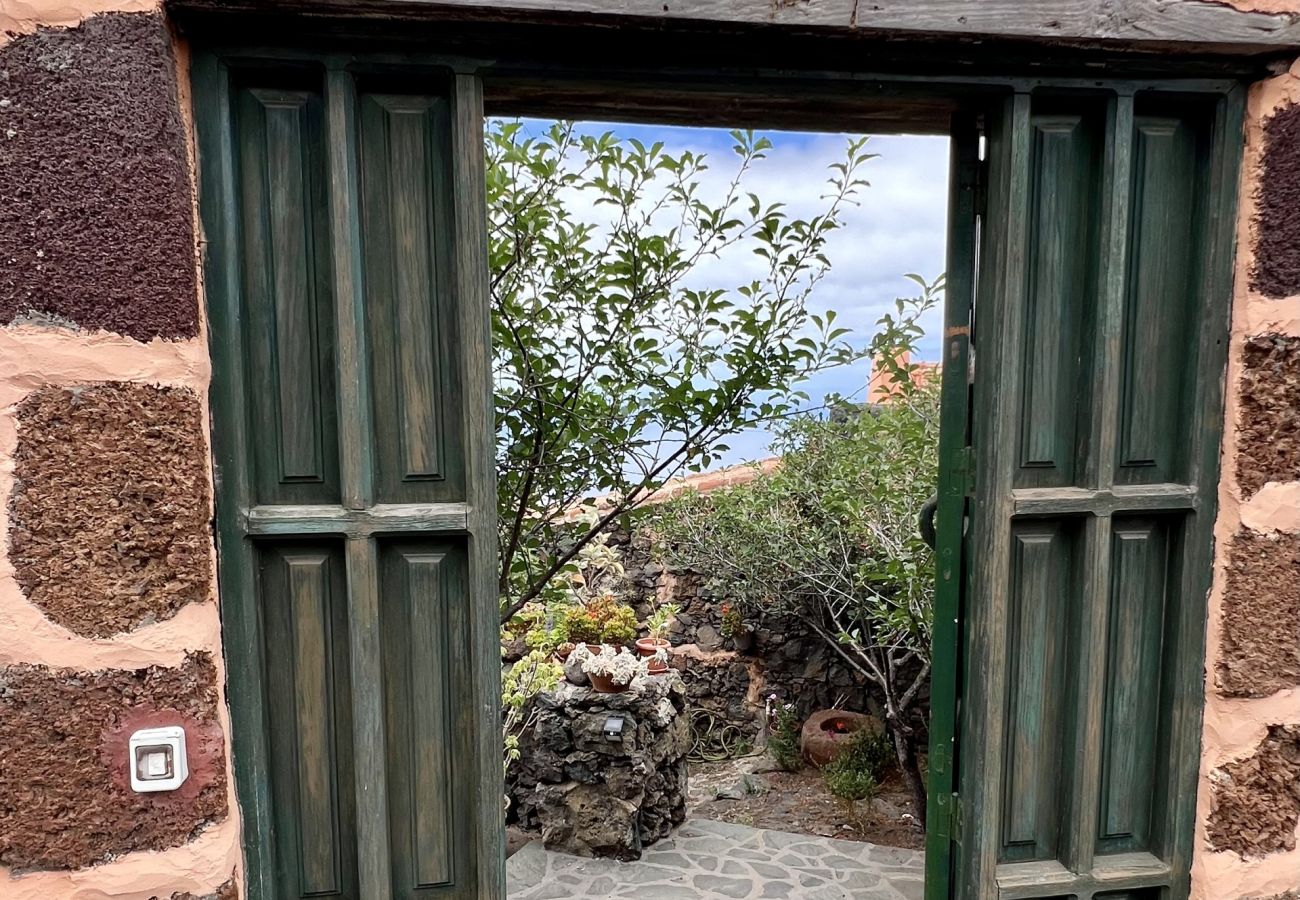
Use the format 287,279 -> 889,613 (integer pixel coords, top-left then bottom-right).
188,31 -> 1241,900
490,117 -> 950,900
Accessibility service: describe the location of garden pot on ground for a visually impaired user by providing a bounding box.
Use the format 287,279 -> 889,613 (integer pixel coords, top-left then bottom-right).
800,709 -> 882,767
635,637 -> 671,674
588,672 -> 631,693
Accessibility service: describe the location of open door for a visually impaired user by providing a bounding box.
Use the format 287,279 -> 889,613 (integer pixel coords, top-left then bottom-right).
930,88 -> 1241,900
194,55 -> 504,900
924,110 -> 979,900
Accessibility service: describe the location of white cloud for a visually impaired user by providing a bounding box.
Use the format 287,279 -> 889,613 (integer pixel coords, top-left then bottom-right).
502,121 -> 950,464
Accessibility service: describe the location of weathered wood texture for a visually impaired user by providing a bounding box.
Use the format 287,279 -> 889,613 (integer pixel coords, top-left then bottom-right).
234,0 -> 1300,51
955,86 -> 1241,900
195,53 -> 503,900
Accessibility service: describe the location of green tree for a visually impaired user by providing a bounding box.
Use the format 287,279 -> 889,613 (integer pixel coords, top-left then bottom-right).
487,121 -> 877,623
655,282 -> 942,823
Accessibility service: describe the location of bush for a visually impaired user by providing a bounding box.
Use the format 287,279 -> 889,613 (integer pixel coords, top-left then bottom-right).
824,729 -> 894,801
768,702 -> 803,771
561,594 -> 638,645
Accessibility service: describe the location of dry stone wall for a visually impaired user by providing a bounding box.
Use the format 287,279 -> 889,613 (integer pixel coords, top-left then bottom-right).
613,526 -> 904,732
508,674 -> 689,860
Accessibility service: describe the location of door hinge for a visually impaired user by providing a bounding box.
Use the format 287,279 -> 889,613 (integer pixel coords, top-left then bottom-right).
956,446 -> 976,497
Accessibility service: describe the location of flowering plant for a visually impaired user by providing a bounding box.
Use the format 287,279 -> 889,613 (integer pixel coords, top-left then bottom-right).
572,644 -> 658,686
562,594 -> 638,644
720,602 -> 746,639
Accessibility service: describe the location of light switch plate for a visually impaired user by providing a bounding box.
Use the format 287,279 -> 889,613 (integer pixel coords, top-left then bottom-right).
128,726 -> 189,793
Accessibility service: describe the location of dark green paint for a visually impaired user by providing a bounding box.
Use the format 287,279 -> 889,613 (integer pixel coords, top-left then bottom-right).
952,87 -> 1242,900
923,111 -> 978,900
195,52 -> 502,900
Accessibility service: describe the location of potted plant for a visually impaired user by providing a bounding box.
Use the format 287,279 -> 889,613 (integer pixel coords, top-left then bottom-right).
572,644 -> 654,693
636,602 -> 680,674
720,602 -> 753,652
561,594 -> 638,653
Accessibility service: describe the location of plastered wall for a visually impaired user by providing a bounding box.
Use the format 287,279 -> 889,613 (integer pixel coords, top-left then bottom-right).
0,3 -> 1298,899
1192,59 -> 1300,900
0,4 -> 241,898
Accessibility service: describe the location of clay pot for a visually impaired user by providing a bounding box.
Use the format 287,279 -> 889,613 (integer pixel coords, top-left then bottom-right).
635,637 -> 671,674
588,672 -> 631,694
731,628 -> 754,653
799,709 -> 882,768
554,644 -> 574,664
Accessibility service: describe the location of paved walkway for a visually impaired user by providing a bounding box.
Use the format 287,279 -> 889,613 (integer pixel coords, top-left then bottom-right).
506,818 -> 925,899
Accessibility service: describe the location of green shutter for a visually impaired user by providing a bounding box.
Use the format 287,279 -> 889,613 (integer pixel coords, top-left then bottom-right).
937,87 -> 1242,900
195,54 -> 503,900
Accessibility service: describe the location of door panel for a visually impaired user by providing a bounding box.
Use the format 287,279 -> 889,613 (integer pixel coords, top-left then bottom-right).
261,544 -> 358,900
380,541 -> 465,896
950,87 -> 1241,900
234,84 -> 341,506
358,89 -> 465,503
197,54 -> 502,900
1015,110 -> 1101,490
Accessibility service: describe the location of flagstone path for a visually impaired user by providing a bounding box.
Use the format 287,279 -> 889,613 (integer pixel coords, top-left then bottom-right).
506,818 -> 926,899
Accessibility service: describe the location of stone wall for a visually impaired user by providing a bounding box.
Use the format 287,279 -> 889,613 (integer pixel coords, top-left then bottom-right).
1192,60 -> 1300,900
614,526 -> 897,731
508,674 -> 689,860
0,5 -> 241,899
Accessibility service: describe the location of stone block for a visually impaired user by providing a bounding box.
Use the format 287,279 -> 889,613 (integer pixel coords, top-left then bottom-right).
1206,725 -> 1300,858
9,382 -> 213,637
0,13 -> 199,339
0,654 -> 228,869
1236,335 -> 1300,498
1217,529 -> 1300,698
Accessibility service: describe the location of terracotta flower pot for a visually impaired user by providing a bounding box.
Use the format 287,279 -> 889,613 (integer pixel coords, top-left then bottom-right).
635,637 -> 671,674
588,672 -> 630,693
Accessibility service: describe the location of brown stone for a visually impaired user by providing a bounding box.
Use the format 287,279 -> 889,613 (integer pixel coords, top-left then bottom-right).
1236,335 -> 1300,498
0,12 -> 199,339
9,382 -> 213,637
800,709 -> 882,768
1206,725 -> 1300,859
0,654 -> 228,870
1253,101 -> 1300,299
1217,529 -> 1300,698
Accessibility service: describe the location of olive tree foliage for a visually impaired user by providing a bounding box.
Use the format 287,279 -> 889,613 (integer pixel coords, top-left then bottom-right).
655,280 -> 943,823
487,121 -> 878,623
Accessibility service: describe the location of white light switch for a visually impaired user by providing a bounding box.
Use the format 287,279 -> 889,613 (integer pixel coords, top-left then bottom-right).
128,726 -> 189,793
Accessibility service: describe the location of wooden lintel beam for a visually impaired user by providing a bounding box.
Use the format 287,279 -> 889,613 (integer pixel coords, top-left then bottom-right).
371,0 -> 1300,51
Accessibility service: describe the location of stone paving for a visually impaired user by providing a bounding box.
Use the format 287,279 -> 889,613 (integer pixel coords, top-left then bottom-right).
506,818 -> 925,899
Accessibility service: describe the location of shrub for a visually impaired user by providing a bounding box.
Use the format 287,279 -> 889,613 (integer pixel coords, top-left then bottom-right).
561,594 -> 638,645
768,701 -> 803,771
824,728 -> 894,801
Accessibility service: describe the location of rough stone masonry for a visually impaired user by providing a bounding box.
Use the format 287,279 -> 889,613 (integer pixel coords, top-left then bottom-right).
508,673 -> 690,861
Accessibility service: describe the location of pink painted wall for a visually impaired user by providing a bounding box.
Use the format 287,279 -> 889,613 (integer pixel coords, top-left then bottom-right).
1191,61 -> 1300,900
0,3 -> 242,897
0,3 -> 1296,898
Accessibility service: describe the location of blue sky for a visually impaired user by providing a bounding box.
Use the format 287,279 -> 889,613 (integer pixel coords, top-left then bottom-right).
516,121 -> 950,464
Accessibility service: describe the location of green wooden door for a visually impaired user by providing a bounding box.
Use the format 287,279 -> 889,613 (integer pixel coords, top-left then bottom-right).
194,55 -> 503,900
933,87 -> 1243,900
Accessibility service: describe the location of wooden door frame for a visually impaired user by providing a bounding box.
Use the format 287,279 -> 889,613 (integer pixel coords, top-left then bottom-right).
180,13 -> 1247,900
